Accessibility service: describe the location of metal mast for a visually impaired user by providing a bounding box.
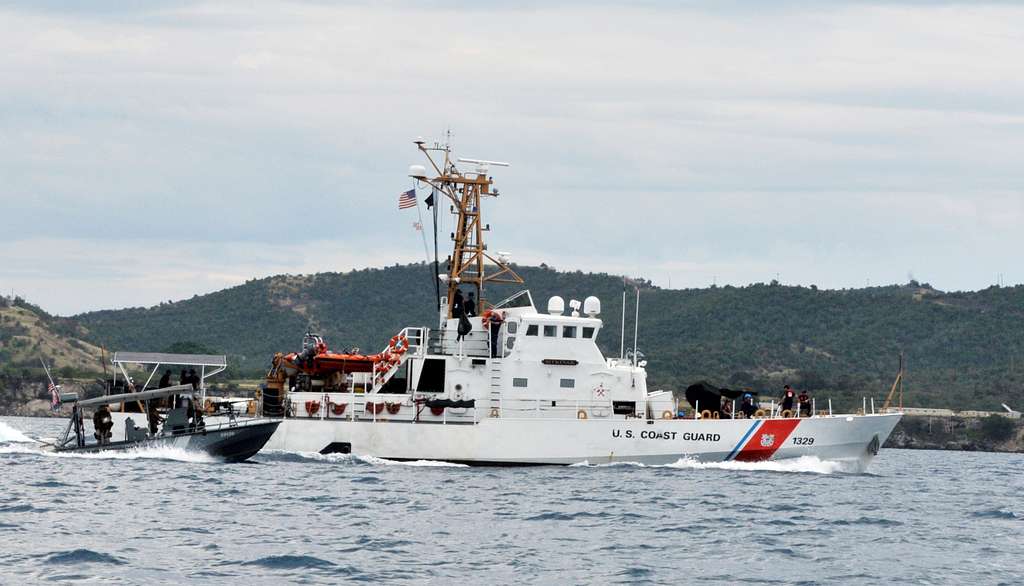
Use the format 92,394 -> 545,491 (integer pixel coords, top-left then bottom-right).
410,138 -> 523,317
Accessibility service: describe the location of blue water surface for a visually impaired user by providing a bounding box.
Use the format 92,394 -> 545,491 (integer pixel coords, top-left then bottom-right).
1,416 -> 1021,585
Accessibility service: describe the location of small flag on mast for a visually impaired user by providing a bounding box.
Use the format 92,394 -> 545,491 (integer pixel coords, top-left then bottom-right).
49,381 -> 60,411
398,189 -> 417,210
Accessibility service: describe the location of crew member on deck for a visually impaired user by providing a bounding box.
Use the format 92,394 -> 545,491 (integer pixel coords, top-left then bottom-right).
147,400 -> 164,435
158,369 -> 171,389
93,404 -> 113,444
451,289 -> 465,318
721,397 -> 733,419
780,385 -> 796,416
740,394 -> 756,418
188,369 -> 199,391
466,292 -> 477,317
488,310 -> 503,358
798,389 -> 811,417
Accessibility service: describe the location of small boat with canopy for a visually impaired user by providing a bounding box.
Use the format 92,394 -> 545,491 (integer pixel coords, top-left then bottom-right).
53,384 -> 279,462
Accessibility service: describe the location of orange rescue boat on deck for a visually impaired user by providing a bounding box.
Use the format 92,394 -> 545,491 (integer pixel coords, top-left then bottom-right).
263,333 -> 383,416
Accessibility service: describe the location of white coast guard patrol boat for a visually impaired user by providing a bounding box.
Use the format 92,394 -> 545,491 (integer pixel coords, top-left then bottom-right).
257,139 -> 901,470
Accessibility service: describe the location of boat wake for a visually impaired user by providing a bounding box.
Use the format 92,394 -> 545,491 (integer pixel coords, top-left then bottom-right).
259,449 -> 469,467
665,455 -> 861,474
0,421 -> 37,444
571,455 -> 861,474
0,442 -> 217,463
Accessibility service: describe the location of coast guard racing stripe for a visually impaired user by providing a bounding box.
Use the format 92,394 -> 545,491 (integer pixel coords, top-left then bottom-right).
733,419 -> 801,462
724,421 -> 760,461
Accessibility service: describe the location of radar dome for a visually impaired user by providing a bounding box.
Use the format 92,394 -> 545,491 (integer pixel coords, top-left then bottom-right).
547,296 -> 565,315
584,296 -> 601,317
408,164 -> 427,179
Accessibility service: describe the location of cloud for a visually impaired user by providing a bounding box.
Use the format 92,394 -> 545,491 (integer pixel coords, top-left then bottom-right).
1,0 -> 1022,313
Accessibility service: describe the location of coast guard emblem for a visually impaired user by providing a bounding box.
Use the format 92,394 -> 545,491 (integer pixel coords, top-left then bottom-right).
760,434 -> 775,448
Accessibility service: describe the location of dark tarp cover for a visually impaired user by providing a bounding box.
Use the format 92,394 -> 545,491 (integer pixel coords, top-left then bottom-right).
684,381 -> 757,411
425,398 -> 476,409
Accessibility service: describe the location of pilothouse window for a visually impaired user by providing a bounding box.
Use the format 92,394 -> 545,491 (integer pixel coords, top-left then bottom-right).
560,378 -> 575,388
582,327 -> 595,339
526,325 -> 539,336
513,378 -> 528,388
543,325 -> 557,337
562,326 -> 577,338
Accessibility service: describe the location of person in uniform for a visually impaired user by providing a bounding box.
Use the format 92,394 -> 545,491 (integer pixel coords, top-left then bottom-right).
93,404 -> 113,444
740,394 -> 756,418
158,369 -> 171,389
147,400 -> 164,435
466,292 -> 477,317
798,389 -> 811,417
780,385 -> 796,416
451,289 -> 464,318
488,311 -> 503,357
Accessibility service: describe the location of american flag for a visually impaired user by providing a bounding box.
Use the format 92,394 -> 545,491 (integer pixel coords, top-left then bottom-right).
398,189 -> 417,210
49,381 -> 60,411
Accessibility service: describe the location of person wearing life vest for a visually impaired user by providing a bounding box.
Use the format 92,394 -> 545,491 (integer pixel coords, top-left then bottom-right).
798,389 -> 811,417
780,385 -> 796,415
466,292 -> 478,318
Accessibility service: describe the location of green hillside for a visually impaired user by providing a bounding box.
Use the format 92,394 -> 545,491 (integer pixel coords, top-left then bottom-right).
71,264 -> 1024,412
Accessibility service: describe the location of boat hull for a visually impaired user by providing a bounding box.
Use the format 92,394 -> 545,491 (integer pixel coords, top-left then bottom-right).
263,413 -> 901,471
57,420 -> 280,463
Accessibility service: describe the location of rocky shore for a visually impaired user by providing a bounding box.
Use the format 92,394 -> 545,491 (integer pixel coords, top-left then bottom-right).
884,415 -> 1023,453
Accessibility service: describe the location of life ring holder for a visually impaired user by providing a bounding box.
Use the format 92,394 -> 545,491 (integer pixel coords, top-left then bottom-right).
754,409 -> 766,418
781,409 -> 793,418
661,410 -> 673,420
577,409 -> 588,420
700,410 -> 712,420
711,411 -> 720,419
330,402 -> 347,416
389,335 -> 410,353
305,400 -> 321,416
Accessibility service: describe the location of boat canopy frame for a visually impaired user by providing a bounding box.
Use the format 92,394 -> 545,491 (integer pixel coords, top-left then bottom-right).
110,351 -> 227,400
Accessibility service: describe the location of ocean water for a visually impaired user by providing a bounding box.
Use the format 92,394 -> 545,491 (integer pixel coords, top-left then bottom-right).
1,416 -> 1021,585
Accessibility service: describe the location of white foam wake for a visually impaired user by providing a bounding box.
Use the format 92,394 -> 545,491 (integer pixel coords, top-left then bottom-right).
664,455 -> 858,474
569,455 -> 858,474
0,421 -> 37,444
0,442 -> 217,463
260,449 -> 469,467
359,455 -> 469,468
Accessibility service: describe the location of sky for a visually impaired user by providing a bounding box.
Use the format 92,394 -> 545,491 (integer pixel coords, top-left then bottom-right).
1,0 -> 1022,315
